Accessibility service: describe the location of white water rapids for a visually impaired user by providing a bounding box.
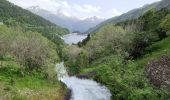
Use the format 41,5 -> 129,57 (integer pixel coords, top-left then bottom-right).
56,62 -> 111,100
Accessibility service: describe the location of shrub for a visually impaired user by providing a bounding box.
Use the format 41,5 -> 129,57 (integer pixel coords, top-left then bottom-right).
78,34 -> 91,47
10,32 -> 49,71
0,25 -> 60,75
155,28 -> 167,40
160,14 -> 170,32
85,24 -> 128,61
0,25 -> 11,59
63,45 -> 83,75
93,55 -> 168,100
127,32 -> 152,58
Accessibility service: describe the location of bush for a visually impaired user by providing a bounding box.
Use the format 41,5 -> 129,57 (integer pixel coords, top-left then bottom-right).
0,25 -> 11,59
155,28 -> 167,40
127,32 -> 152,58
11,32 -> 49,71
0,25 -> 60,75
93,55 -> 168,100
78,34 -> 91,47
85,24 -> 128,61
63,45 -> 83,75
160,14 -> 170,34
76,51 -> 89,68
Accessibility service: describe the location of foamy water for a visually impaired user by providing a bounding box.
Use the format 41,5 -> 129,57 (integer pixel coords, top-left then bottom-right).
56,62 -> 111,100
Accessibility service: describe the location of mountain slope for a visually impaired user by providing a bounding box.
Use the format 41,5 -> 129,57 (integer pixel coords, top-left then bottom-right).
1,0 -> 54,27
0,0 -> 69,46
0,0 -> 69,99
156,0 -> 170,10
78,6 -> 170,100
86,0 -> 168,34
27,6 -> 77,31
27,6 -> 105,33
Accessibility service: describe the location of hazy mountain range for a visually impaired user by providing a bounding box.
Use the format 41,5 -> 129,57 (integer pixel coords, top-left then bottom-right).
27,6 -> 105,33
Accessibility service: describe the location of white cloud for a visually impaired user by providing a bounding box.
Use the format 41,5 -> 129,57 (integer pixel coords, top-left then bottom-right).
73,4 -> 100,13
56,9 -> 72,17
84,4 -> 100,12
100,8 -> 122,18
9,0 -> 101,17
8,0 -> 120,19
112,9 -> 122,16
73,4 -> 89,13
8,0 -> 60,12
60,1 -> 71,10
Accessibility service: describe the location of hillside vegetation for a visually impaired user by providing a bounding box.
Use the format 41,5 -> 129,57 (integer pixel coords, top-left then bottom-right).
1,0 -> 170,99
65,7 -> 170,100
0,25 -> 67,99
0,0 -> 69,99
0,0 -> 69,46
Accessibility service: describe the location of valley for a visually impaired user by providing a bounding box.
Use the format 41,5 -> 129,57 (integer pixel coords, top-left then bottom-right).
1,0 -> 170,100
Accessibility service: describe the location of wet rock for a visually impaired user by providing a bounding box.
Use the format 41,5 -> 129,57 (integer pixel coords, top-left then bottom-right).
76,71 -> 96,79
145,55 -> 170,91
63,89 -> 72,100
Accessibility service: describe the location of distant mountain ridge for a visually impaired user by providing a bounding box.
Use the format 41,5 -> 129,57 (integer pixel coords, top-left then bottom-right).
28,6 -> 105,33
86,0 -> 170,34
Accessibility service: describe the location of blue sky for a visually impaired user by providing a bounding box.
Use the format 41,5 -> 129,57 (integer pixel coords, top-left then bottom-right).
9,0 -> 161,19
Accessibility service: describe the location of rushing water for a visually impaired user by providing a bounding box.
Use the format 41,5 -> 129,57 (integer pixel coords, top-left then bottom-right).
62,33 -> 87,45
56,62 -> 111,100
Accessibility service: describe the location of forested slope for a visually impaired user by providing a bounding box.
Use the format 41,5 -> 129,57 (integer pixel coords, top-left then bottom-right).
0,0 -> 69,99
0,0 -> 69,45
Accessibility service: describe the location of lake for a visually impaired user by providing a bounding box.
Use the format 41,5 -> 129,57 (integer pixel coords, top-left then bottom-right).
62,33 -> 87,45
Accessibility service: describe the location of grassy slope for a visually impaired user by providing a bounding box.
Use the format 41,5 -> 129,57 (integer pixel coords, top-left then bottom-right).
0,1 -> 69,99
0,25 -> 66,99
0,60 -> 66,100
136,34 -> 170,66
81,35 -> 170,99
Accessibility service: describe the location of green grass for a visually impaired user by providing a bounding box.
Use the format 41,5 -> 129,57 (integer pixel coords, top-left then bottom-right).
136,36 -> 170,66
0,60 -> 66,100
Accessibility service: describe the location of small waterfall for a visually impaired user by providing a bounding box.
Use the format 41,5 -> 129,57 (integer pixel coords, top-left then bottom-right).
56,62 -> 69,81
56,62 -> 111,100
